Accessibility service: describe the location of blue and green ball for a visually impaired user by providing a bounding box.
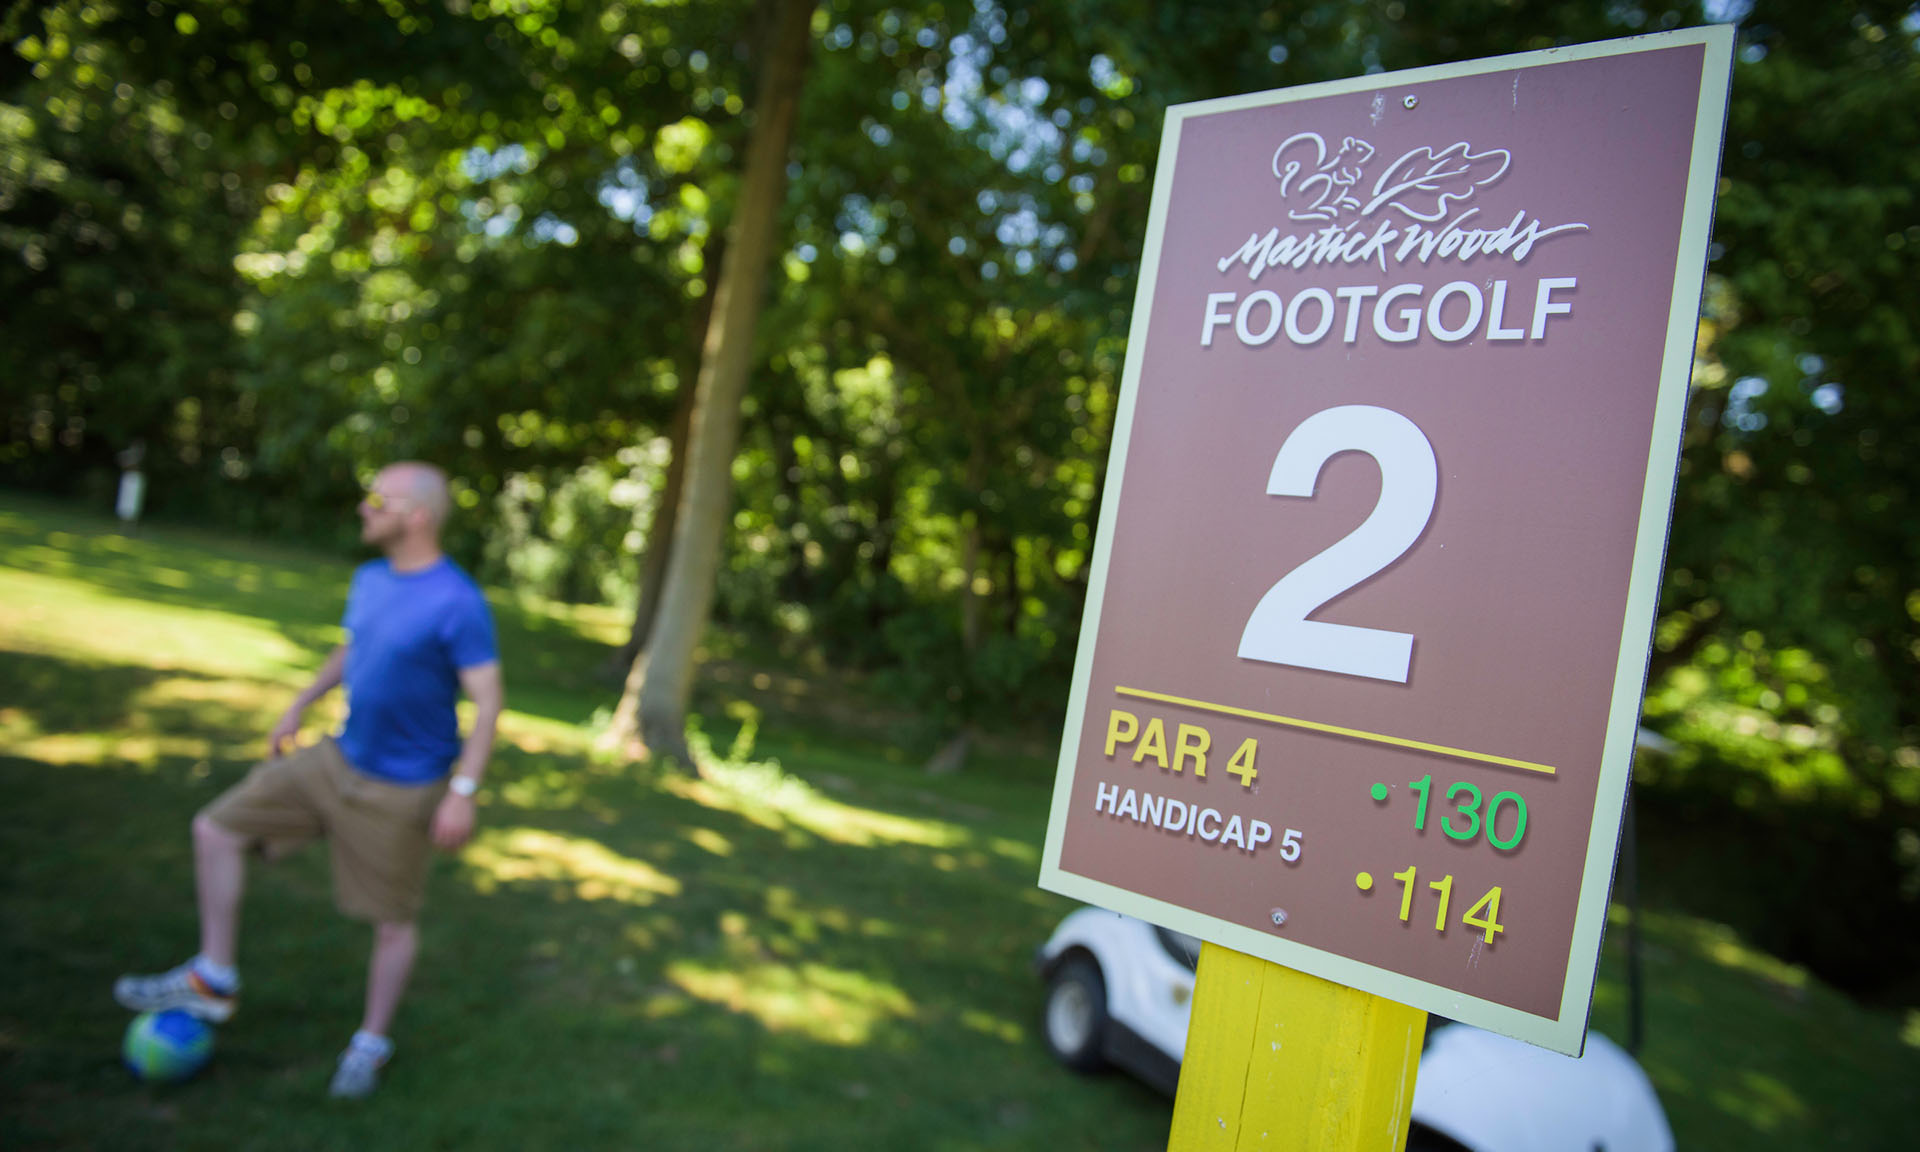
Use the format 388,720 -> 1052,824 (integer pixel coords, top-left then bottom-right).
123,1010 -> 214,1083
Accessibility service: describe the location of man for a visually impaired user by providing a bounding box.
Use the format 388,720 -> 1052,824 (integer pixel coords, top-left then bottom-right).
114,462 -> 504,1099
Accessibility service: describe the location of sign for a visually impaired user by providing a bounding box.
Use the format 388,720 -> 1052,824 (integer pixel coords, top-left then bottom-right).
1039,28 -> 1733,1054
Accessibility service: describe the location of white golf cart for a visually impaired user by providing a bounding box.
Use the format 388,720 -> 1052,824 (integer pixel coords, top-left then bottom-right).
1036,908 -> 1673,1152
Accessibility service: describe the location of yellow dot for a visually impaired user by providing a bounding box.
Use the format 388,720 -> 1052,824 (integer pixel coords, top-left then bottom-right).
1355,871 -> 1373,891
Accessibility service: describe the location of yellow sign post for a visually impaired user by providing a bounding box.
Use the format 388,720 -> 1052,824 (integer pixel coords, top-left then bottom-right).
1171,945 -> 1425,1152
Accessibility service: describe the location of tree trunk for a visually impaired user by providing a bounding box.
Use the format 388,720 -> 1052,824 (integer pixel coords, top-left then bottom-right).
607,0 -> 816,770
603,230 -> 725,680
602,379 -> 696,677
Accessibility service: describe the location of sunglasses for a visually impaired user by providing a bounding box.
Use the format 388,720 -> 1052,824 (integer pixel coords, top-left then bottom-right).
362,490 -> 407,511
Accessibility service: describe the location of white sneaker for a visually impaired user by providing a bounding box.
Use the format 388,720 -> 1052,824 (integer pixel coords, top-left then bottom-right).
113,961 -> 238,1022
328,1038 -> 391,1099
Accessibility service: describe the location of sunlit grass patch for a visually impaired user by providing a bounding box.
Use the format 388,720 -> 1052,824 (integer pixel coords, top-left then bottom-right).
668,756 -> 972,849
0,566 -> 323,683
0,667 -> 290,768
987,835 -> 1041,866
141,671 -> 291,716
731,886 -> 872,956
662,721 -> 975,849
463,827 -> 682,904
960,1007 -> 1026,1045
680,825 -> 734,857
494,709 -> 593,757
500,591 -> 629,646
491,757 -> 596,810
0,729 -> 208,770
665,959 -> 915,1046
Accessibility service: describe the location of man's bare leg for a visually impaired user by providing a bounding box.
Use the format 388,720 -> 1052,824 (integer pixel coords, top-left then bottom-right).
329,921 -> 415,1098
112,814 -> 245,1020
192,813 -> 247,967
362,920 -> 418,1037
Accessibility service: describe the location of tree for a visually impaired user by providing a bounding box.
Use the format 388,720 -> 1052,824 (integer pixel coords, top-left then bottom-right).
605,0 -> 817,768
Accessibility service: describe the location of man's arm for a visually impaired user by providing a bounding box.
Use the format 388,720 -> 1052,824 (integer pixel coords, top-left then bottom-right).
431,659 -> 503,852
269,645 -> 348,757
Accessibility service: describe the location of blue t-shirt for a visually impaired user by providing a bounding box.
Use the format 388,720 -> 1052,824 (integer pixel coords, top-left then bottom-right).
336,558 -> 498,784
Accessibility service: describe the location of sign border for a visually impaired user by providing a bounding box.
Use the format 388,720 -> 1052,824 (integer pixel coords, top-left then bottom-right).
1039,24 -> 1734,1056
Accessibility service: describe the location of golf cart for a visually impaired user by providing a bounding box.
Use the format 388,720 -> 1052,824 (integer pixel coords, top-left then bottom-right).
1035,908 -> 1673,1152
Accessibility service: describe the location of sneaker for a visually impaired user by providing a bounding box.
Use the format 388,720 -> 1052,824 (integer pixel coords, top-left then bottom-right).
328,1038 -> 391,1099
113,961 -> 237,1023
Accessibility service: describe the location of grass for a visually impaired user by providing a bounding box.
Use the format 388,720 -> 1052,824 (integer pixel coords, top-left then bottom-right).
2,492 -> 1916,1150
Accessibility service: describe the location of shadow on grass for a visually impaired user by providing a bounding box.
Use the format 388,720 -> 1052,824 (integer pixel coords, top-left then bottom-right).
5,494 -> 1916,1152
0,651 -> 180,736
0,720 -> 1168,1151
10,702 -> 1917,1151
0,644 -> 309,736
0,496 -> 641,735
0,492 -> 1043,765
1596,900 -> 1920,1149
0,501 -> 348,654
0,575 -> 1157,1148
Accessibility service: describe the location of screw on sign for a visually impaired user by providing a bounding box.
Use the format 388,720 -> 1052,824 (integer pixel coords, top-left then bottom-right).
1037,27 -> 1732,1151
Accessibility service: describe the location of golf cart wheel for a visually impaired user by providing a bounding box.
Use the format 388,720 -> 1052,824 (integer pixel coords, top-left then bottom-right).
1043,955 -> 1109,1072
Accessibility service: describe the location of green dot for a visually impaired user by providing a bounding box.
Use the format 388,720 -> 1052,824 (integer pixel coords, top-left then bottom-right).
1370,783 -> 1388,802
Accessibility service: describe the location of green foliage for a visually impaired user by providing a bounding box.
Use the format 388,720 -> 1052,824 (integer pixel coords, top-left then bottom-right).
1634,7 -> 1920,996
4,0 -> 749,532
1,1 -> 263,515
1664,2 -> 1920,789
482,450 -> 662,605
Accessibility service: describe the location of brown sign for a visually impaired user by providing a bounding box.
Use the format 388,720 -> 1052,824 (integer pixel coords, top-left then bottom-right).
1040,29 -> 1732,1053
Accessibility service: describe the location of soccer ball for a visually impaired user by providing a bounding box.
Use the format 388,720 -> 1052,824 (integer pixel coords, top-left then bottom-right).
123,1010 -> 214,1083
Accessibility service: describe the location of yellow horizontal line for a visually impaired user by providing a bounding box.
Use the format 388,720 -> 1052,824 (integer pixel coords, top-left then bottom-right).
1113,686 -> 1558,776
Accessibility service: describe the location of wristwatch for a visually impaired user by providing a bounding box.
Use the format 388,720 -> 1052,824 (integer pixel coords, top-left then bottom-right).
448,775 -> 479,798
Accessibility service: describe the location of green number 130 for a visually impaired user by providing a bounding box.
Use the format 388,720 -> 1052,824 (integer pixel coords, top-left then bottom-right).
1408,775 -> 1528,851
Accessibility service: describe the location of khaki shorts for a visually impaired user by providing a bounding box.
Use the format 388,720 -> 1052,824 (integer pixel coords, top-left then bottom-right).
203,738 -> 447,924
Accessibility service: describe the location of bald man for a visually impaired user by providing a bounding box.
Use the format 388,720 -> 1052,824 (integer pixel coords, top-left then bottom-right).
115,462 -> 504,1099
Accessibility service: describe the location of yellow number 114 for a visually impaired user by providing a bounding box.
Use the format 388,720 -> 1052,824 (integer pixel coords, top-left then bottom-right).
1391,866 -> 1505,941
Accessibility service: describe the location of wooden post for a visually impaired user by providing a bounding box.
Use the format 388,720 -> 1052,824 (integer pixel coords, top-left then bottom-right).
1169,943 -> 1426,1151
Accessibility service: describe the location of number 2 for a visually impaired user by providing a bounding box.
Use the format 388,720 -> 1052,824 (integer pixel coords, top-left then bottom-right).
1238,406 -> 1438,682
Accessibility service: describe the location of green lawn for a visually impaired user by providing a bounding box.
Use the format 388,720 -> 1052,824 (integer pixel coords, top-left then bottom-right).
2,494 -> 1914,1150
